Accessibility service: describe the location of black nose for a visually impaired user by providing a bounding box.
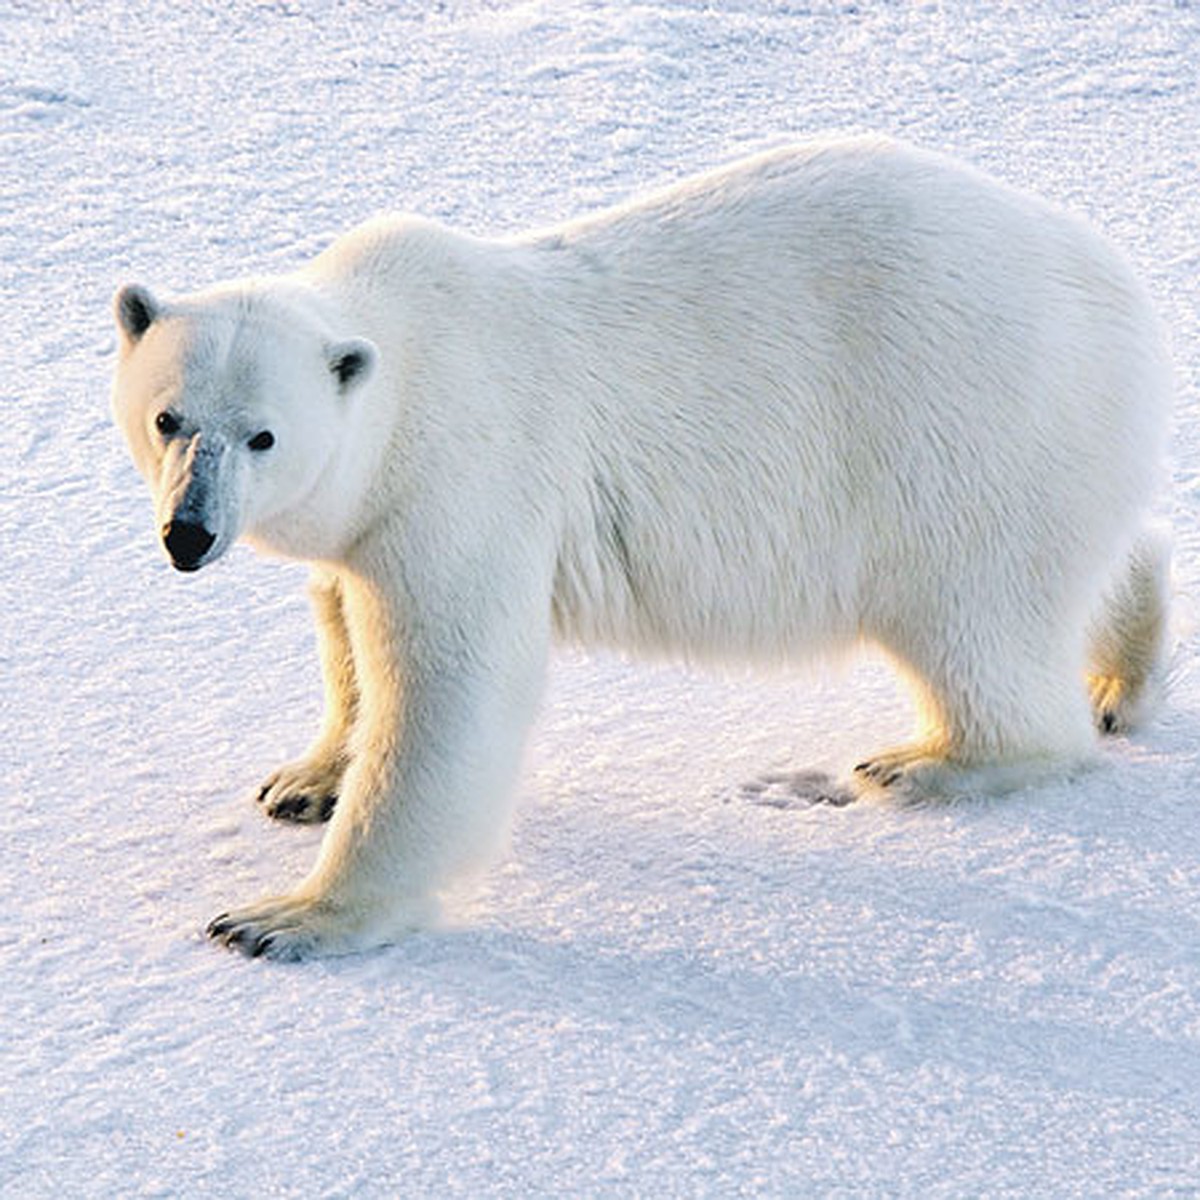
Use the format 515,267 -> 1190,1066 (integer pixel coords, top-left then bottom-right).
163,520 -> 215,571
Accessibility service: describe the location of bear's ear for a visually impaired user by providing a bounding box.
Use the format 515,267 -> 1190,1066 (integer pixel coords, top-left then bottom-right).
115,284 -> 160,346
326,337 -> 377,396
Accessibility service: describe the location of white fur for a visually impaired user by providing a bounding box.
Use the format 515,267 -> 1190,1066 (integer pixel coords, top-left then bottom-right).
111,135 -> 1172,959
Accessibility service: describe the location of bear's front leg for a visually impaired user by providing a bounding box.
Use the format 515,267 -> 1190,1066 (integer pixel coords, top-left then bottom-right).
210,565 -> 550,959
256,569 -> 358,824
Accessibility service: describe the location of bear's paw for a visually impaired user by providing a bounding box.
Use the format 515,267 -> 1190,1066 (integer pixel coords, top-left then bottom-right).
851,743 -> 963,806
206,891 -> 437,960
256,757 -> 346,824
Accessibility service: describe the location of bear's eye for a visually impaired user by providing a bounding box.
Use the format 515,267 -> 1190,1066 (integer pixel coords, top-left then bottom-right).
248,430 -> 275,452
155,411 -> 181,437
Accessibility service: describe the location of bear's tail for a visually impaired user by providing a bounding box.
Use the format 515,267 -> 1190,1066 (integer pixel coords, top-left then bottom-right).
1087,527 -> 1173,735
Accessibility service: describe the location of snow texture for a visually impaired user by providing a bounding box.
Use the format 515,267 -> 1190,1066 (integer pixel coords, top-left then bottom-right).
3,2 -> 1200,1195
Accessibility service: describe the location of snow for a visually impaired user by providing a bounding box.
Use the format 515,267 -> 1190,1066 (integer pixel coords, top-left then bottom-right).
3,1 -> 1200,1194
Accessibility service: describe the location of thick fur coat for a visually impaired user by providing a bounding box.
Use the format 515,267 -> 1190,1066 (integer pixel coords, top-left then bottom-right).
112,136 -> 1171,958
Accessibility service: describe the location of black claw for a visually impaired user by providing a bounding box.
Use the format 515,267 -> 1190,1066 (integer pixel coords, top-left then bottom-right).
206,913 -> 232,939
854,763 -> 902,792
250,935 -> 274,959
256,785 -> 271,804
853,761 -> 901,788
318,794 -> 338,821
207,916 -> 256,951
1100,711 -> 1118,735
269,795 -> 310,821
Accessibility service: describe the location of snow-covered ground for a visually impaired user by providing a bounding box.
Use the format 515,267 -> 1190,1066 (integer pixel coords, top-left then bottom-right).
4,2 -> 1200,1195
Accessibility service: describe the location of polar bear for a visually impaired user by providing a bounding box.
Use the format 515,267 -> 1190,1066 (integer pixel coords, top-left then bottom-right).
111,135 -> 1171,960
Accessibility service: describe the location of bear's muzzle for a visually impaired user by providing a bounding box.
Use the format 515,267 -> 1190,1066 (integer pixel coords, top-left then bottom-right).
162,519 -> 216,572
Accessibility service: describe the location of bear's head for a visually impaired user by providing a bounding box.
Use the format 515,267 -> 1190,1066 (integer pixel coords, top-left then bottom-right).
111,282 -> 377,571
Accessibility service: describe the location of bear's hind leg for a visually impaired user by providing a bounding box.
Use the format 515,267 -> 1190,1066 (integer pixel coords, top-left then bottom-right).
854,624 -> 1097,803
257,569 -> 358,824
1086,530 -> 1171,736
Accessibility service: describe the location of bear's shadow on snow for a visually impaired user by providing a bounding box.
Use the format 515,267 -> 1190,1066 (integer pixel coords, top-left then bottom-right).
353,923 -> 1200,1111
